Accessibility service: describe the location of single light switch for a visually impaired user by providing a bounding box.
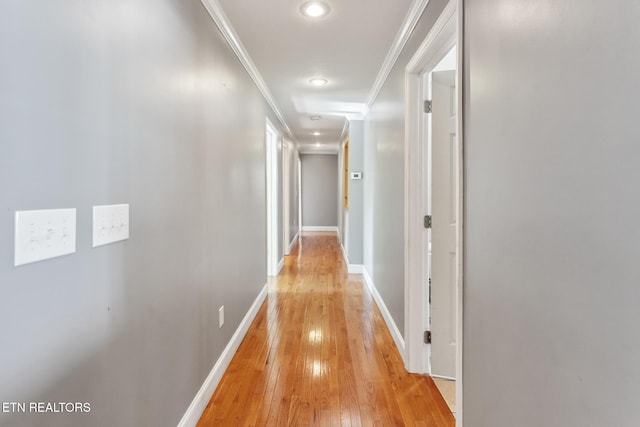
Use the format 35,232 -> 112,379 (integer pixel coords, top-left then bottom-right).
14,208 -> 77,266
93,204 -> 129,247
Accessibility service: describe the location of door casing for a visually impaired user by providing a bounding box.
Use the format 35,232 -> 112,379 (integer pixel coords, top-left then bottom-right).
266,118 -> 279,277
282,140 -> 291,255
403,0 -> 463,424
429,68 -> 457,379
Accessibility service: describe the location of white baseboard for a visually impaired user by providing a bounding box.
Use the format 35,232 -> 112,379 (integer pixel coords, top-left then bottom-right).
177,284 -> 268,427
361,267 -> 406,356
348,264 -> 364,274
277,257 -> 285,274
340,243 -> 349,265
340,241 -> 365,275
301,226 -> 339,233
339,241 -> 364,276
288,231 -> 300,253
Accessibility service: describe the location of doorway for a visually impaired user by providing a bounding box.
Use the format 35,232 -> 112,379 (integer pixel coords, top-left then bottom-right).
297,157 -> 302,242
427,53 -> 457,380
282,141 -> 291,255
266,119 -> 279,277
428,62 -> 457,417
404,0 -> 462,423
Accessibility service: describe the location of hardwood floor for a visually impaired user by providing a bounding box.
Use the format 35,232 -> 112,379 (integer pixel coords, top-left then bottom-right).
197,232 -> 454,426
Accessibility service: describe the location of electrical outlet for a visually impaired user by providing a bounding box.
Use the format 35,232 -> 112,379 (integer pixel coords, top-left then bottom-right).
93,204 -> 129,247
219,306 -> 224,328
14,209 -> 77,266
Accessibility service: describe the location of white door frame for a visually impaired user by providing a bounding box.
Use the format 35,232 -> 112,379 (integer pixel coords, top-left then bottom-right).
266,118 -> 279,276
282,140 -> 291,255
297,156 -> 302,239
403,0 -> 463,423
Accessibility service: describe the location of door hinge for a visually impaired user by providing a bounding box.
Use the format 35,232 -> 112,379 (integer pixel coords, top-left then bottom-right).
424,330 -> 432,344
424,215 -> 432,229
424,100 -> 432,113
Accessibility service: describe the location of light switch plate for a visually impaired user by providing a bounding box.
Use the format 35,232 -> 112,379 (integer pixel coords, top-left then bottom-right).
93,204 -> 129,247
14,208 -> 77,266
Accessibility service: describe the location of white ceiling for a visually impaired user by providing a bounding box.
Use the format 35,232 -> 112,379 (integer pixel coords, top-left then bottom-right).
214,0 -> 416,153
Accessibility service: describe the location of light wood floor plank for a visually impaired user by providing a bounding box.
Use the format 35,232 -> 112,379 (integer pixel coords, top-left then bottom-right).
197,232 -> 454,426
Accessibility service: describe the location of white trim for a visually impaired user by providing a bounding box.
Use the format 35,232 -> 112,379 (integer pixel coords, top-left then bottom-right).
404,0 -> 457,375
283,141 -> 291,256
404,57 -> 428,373
339,240 -> 364,275
301,226 -> 339,233
406,1 -> 457,72
277,257 -> 285,275
432,374 -> 456,381
288,231 -> 300,254
362,268 -> 406,356
177,284 -> 268,427
455,1 -> 464,425
199,0 -> 295,141
297,158 -> 302,237
340,243 -> 349,265
403,1 -> 464,423
266,119 -> 279,277
348,264 -> 364,274
366,0 -> 431,112
297,146 -> 340,155
338,120 -> 350,146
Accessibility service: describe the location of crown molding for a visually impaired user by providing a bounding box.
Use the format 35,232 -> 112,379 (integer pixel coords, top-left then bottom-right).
298,143 -> 340,155
200,0 -> 296,142
365,0 -> 431,114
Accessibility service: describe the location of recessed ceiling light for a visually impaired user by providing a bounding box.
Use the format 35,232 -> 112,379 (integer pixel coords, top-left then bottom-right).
313,131 -> 320,136
310,115 -> 322,121
309,78 -> 328,87
300,1 -> 330,18
315,143 -> 321,147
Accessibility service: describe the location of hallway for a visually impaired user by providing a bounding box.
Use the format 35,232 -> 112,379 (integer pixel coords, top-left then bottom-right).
197,232 -> 454,426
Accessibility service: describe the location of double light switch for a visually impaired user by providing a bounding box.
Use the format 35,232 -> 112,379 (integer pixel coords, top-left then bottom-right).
14,204 -> 130,266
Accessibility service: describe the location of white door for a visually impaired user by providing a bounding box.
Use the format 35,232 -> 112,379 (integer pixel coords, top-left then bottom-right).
297,157 -> 302,238
266,121 -> 278,276
282,142 -> 290,255
430,70 -> 457,378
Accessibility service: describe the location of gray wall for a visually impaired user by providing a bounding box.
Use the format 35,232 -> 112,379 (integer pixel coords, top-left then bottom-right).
301,154 -> 338,228
0,1 -> 286,426
346,120 -> 364,265
363,0 -> 448,336
463,0 -> 640,425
